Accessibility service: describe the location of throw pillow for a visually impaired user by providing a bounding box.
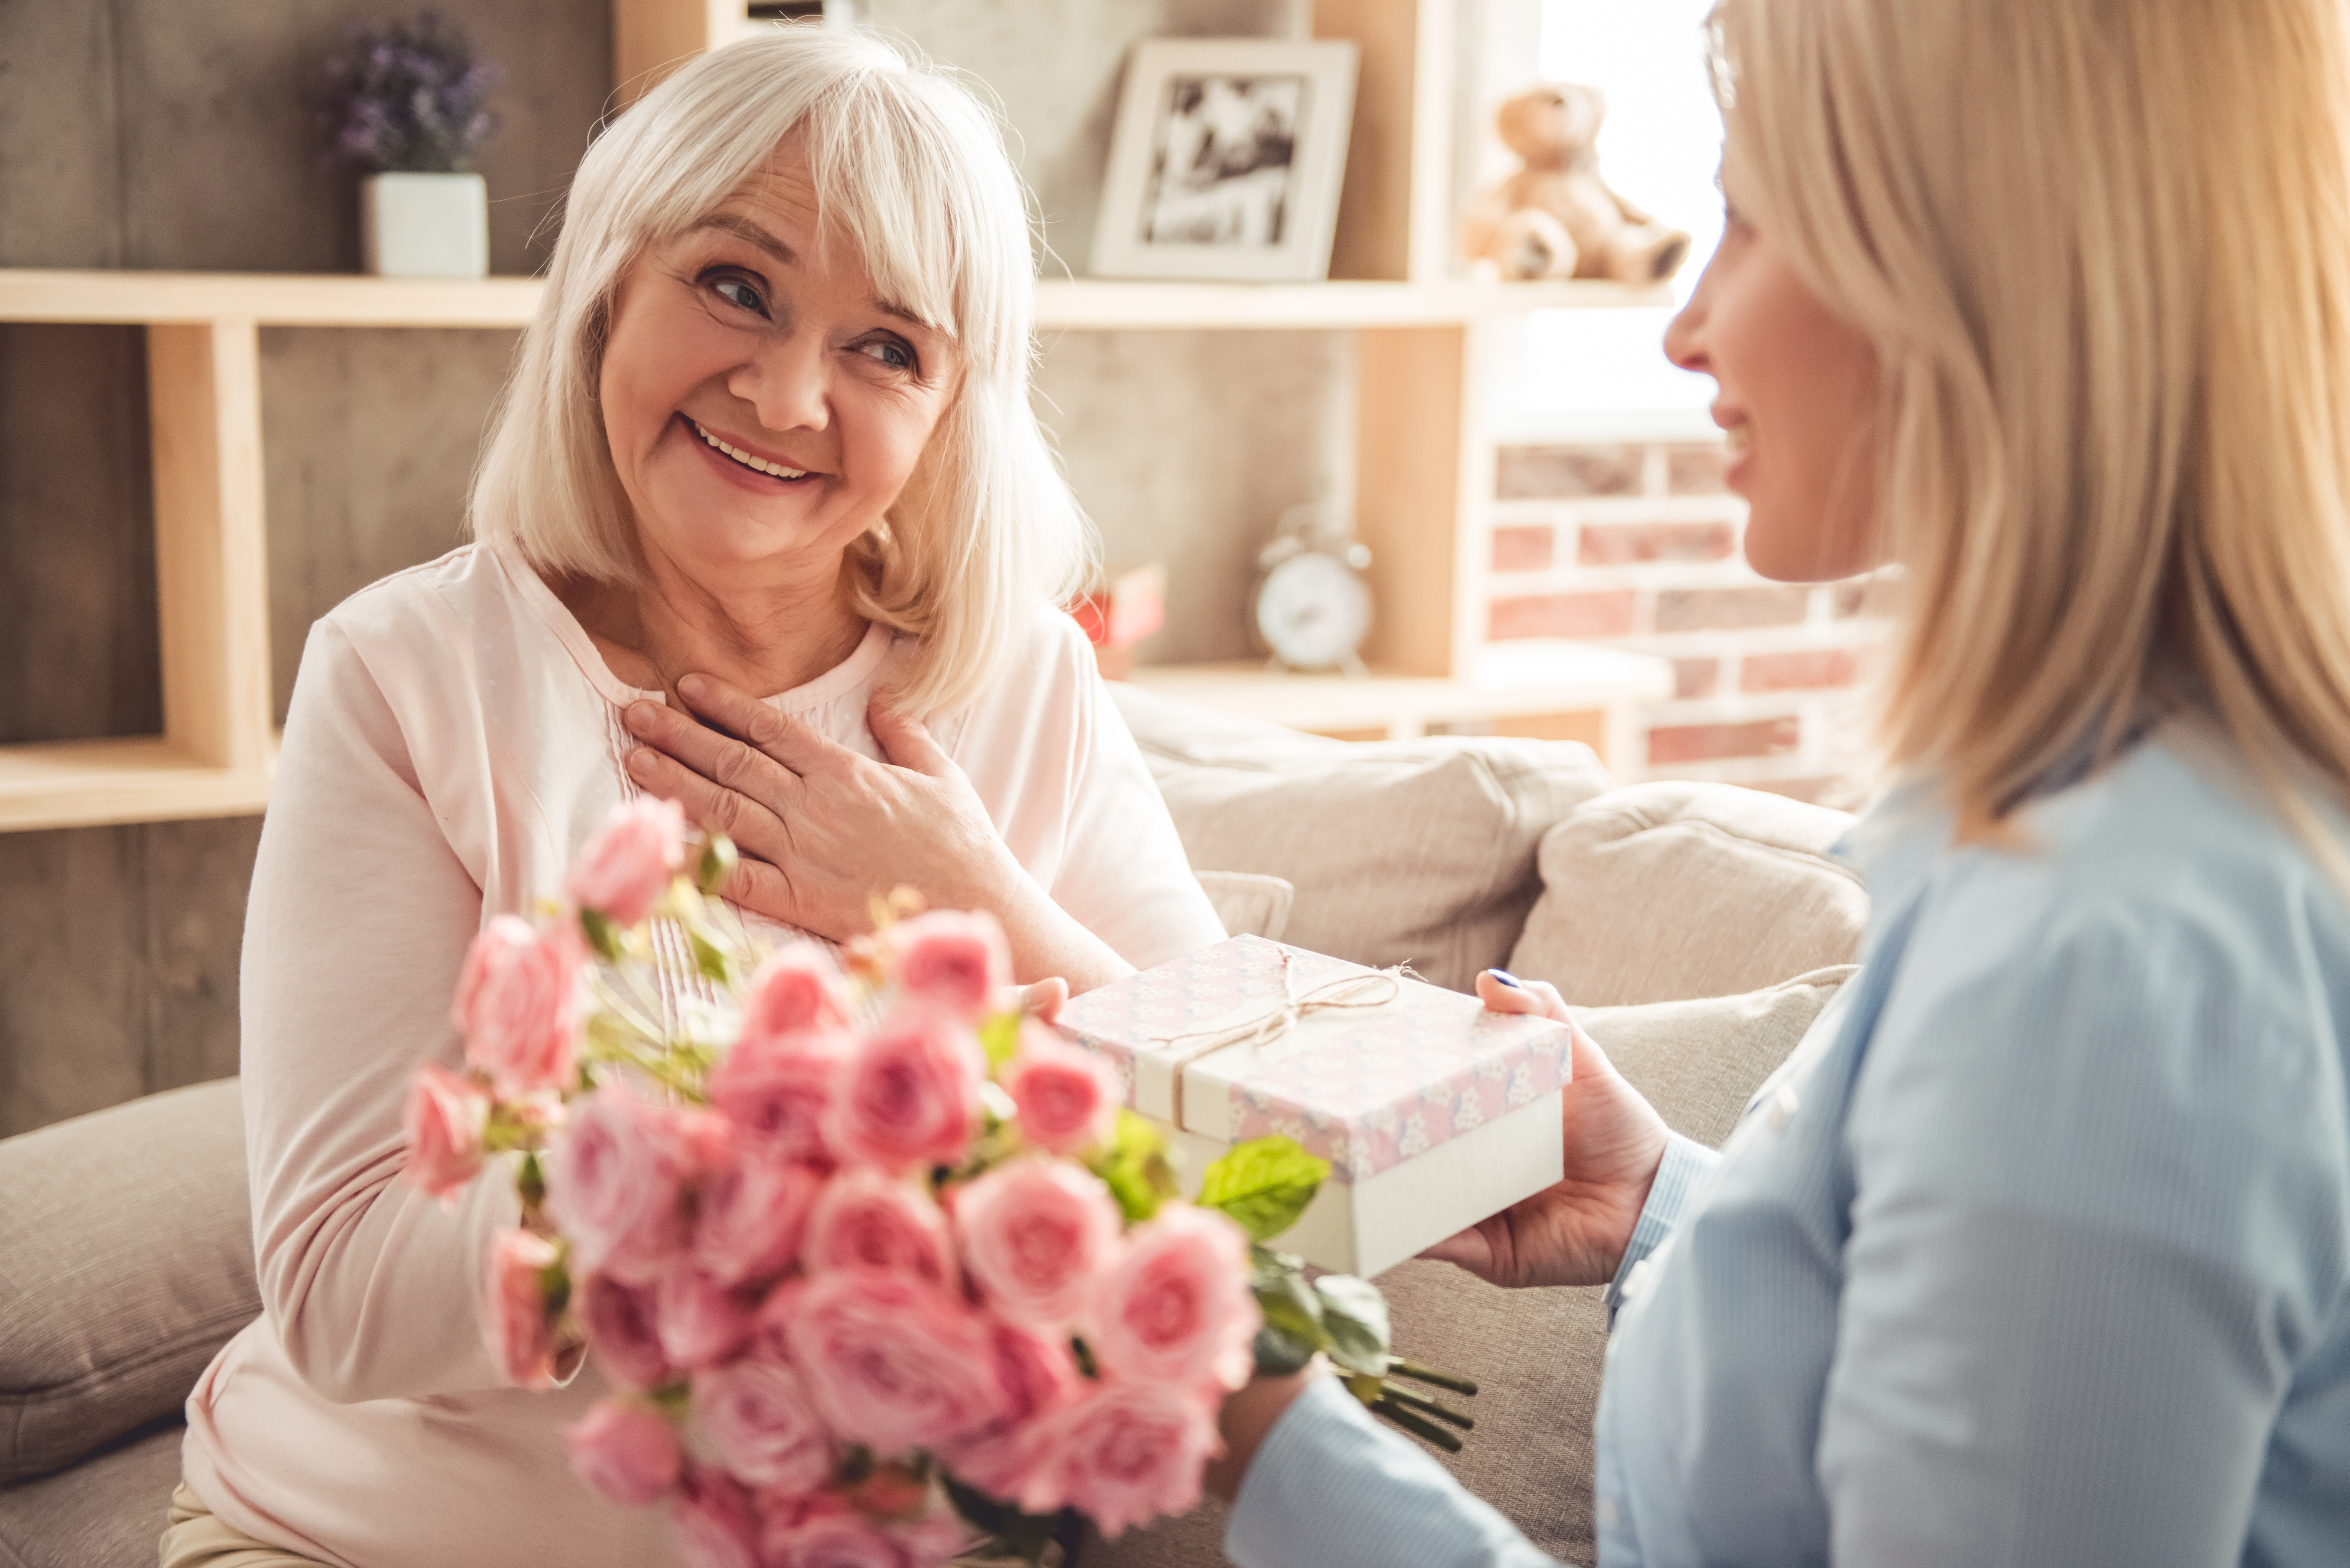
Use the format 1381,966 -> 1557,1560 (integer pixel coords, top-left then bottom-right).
1112,684 -> 1612,993
0,1077 -> 257,1483
1508,781 -> 1866,1006
1192,870 -> 1295,942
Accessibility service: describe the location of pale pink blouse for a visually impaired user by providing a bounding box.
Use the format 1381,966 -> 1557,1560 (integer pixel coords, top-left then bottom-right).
182,542 -> 1222,1567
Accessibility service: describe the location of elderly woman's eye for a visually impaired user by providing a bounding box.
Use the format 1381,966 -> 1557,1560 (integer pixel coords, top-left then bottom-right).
859,338 -> 915,372
710,275 -> 767,315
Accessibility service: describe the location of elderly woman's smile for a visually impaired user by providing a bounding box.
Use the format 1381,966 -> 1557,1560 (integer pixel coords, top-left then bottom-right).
598,143 -> 961,589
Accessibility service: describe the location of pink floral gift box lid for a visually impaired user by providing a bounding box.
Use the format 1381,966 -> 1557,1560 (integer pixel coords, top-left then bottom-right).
1053,935 -> 1571,1186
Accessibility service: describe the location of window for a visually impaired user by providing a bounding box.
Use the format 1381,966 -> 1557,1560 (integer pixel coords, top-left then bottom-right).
1489,0 -> 1724,441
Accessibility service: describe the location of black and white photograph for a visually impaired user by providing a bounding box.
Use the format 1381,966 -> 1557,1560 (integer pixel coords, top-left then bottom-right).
1140,74 -> 1306,248
1093,38 -> 1357,282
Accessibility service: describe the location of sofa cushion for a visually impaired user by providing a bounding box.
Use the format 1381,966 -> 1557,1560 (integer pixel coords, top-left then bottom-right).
0,1079 -> 257,1484
1508,781 -> 1865,1007
1192,871 -> 1294,942
0,1422 -> 184,1568
1085,969 -> 1851,1567
1112,684 -> 1612,993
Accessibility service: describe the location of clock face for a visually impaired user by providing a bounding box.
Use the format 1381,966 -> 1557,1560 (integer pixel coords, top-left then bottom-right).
1254,552 -> 1372,670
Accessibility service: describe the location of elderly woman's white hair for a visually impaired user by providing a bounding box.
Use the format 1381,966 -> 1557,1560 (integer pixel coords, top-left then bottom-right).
470,27 -> 1091,716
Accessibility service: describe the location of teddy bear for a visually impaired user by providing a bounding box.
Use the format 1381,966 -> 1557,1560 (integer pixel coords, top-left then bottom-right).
1462,83 -> 1692,285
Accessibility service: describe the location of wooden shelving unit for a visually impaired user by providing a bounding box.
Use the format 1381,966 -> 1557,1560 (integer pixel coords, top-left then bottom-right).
1130,643 -> 1672,755
0,270 -> 1658,332
1,0 -> 1662,833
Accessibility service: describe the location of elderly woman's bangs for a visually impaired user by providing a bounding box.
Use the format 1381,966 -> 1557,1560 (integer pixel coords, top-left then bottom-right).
797,74 -> 1027,377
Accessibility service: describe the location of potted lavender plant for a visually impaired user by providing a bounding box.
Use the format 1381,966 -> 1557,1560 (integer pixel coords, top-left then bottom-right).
319,12 -> 505,278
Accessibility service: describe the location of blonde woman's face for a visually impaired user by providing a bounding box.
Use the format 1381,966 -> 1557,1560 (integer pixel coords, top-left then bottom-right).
1664,198 -> 1881,582
597,145 -> 961,588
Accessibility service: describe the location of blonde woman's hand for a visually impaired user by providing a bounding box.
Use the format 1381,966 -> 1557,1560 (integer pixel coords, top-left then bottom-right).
620,674 -> 1130,992
1417,970 -> 1671,1289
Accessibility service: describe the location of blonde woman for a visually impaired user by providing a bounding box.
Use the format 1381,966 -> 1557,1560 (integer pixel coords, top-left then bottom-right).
1209,0 -> 2350,1563
163,30 -> 1218,1568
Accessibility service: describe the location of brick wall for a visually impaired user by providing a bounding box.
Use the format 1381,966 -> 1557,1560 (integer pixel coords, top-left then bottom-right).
1487,440 -> 1888,807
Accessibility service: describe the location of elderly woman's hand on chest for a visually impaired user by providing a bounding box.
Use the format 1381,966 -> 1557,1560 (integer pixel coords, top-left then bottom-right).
621,673 -> 1015,945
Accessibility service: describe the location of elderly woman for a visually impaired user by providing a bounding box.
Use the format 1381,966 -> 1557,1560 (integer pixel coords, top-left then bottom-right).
161,30 -> 1218,1568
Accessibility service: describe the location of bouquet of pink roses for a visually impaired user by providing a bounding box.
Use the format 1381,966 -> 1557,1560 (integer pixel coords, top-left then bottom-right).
404,798 -> 1473,1567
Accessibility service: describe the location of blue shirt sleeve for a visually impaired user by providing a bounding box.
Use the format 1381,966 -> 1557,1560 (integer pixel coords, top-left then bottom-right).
1227,1378 -> 1562,1568
1605,1132 -> 1718,1327
1225,1132 -> 1723,1568
1815,896 -> 2350,1565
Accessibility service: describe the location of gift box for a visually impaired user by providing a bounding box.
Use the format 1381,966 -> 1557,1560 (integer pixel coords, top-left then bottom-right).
1054,935 -> 1571,1278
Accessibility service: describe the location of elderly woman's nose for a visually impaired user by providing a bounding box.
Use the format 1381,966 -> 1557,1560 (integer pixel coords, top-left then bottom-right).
728,338 -> 831,433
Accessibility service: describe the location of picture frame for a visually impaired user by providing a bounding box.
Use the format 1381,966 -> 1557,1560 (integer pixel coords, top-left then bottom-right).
1090,37 -> 1360,284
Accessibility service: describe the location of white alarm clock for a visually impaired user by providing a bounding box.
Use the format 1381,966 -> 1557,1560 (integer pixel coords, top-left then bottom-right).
1251,504 -> 1373,673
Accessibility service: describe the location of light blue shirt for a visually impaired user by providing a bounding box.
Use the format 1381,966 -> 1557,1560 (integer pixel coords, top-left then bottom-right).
1228,722 -> 2350,1567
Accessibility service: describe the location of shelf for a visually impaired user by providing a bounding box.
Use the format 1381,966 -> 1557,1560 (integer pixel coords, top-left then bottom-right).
0,269 -> 1661,332
1031,278 -> 1668,331
0,738 -> 275,832
0,269 -> 544,328
1128,643 -> 1672,743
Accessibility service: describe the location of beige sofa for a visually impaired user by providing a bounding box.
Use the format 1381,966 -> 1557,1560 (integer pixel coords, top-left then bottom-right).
0,686 -> 1868,1568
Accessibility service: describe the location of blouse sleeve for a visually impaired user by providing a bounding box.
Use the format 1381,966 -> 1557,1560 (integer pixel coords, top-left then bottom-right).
953,610 -> 1224,972
239,618 -> 518,1404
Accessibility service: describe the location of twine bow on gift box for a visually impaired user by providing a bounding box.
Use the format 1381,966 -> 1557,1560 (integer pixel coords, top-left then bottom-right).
1149,950 -> 1407,1125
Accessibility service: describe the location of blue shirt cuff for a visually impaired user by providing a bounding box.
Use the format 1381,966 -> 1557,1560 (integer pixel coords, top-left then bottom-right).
1228,1378 -> 1554,1568
1604,1131 -> 1716,1328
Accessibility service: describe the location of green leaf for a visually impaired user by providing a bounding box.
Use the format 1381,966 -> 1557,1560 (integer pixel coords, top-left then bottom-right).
1093,1110 -> 1176,1224
1250,1263 -> 1325,1376
516,1150 -> 547,1211
1314,1274 -> 1393,1376
688,927 -> 733,985
979,1011 -> 1024,1071
578,907 -> 626,962
1196,1135 -> 1330,1242
696,833 -> 738,895
939,1470 -> 1068,1565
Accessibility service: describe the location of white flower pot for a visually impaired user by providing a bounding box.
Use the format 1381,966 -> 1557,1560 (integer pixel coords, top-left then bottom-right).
361,172 -> 489,279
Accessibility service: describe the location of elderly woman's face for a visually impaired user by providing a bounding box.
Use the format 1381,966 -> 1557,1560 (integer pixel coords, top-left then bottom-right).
598,145 -> 960,588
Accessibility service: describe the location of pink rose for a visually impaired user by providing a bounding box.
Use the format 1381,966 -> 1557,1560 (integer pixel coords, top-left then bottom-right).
938,1321 -> 1080,1503
710,1028 -> 855,1164
740,945 -> 853,1046
761,1512 -> 964,1568
695,1146 -> 822,1287
544,1086 -> 703,1283
890,911 -> 1009,1022
1088,1205 -> 1260,1394
673,1466 -> 762,1568
951,1157 -> 1120,1328
778,1271 -> 1005,1459
486,1229 -> 562,1389
657,1267 -> 754,1369
692,1357 -> 833,1495
452,915 -> 588,1098
566,1397 -> 683,1507
800,1169 -> 954,1286
1001,1028 -> 1122,1155
1017,1381 -> 1221,1538
402,1062 -> 489,1203
577,1272 -> 673,1391
567,796 -> 687,928
827,1007 -> 985,1173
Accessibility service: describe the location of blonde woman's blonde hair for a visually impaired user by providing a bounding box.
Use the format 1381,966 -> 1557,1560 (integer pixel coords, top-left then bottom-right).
1712,0 -> 2350,838
470,27 -> 1091,717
